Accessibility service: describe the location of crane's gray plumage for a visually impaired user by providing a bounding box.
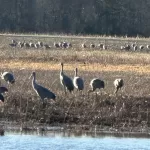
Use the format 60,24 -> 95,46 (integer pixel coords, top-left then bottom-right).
30,72 -> 56,101
0,87 -> 8,94
1,72 -> 15,84
73,68 -> 84,91
60,63 -> 74,94
88,78 -> 104,93
114,78 -> 124,94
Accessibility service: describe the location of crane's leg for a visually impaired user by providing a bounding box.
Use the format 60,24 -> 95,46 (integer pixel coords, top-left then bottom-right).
114,87 -> 119,95
64,86 -> 67,95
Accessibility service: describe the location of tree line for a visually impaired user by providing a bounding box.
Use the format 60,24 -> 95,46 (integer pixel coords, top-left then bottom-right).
0,0 -> 150,36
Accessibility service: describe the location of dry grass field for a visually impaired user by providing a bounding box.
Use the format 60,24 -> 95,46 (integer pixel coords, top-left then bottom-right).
0,34 -> 150,132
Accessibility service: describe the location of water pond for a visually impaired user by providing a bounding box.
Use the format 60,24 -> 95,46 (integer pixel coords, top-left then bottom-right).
0,131 -> 150,150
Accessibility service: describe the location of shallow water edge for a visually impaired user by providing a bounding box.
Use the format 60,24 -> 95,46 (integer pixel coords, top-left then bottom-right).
0,121 -> 150,138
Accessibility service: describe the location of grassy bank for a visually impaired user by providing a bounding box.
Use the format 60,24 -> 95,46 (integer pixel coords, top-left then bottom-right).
0,34 -> 150,132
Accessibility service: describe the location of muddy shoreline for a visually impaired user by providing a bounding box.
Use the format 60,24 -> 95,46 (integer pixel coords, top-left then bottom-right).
0,121 -> 150,138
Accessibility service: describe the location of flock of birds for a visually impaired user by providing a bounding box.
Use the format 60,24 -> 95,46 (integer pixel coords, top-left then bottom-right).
0,63 -> 124,104
9,39 -> 150,51
9,39 -> 72,49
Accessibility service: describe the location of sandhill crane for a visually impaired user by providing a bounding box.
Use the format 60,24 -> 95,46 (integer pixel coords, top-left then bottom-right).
29,72 -> 56,103
24,42 -> 30,48
1,72 -> 15,84
43,44 -> 51,50
146,45 -> 150,49
81,43 -> 87,48
9,43 -> 17,47
0,94 -> 4,104
114,79 -> 124,94
124,44 -> 130,50
98,43 -> 103,49
12,39 -> 17,44
73,68 -> 84,91
62,42 -> 68,48
90,43 -> 95,48
67,43 -> 72,48
139,45 -> 144,50
120,46 -> 125,50
38,41 -> 43,47
29,42 -> 35,48
0,87 -> 8,94
133,45 -> 137,51
103,45 -> 107,50
54,42 -> 60,48
18,41 -> 24,48
10,39 -> 17,47
131,43 -> 136,48
60,63 -> 74,94
34,43 -> 40,49
88,78 -> 105,93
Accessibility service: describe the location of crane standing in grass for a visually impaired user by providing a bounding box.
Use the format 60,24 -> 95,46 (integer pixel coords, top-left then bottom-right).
73,68 -> 84,91
88,78 -> 105,93
29,72 -> 56,104
60,63 -> 74,94
114,79 -> 124,94
1,72 -> 15,84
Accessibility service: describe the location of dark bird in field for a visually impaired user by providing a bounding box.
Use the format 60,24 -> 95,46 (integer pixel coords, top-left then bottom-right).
88,78 -> 105,93
114,78 -> 124,94
0,94 -> 4,103
1,72 -> 15,84
24,42 -> 30,48
60,63 -> 74,94
29,72 -> 56,102
43,44 -> 51,50
9,43 -> 17,47
0,87 -> 8,94
73,68 -> 84,91
54,42 -> 60,48
62,42 -> 68,48
90,43 -> 95,48
29,42 -> 35,48
139,45 -> 144,50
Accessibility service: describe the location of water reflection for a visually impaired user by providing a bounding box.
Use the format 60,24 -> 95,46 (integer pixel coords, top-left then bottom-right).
5,128 -> 150,139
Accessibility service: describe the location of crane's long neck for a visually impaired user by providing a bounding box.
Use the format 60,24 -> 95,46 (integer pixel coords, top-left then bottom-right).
60,64 -> 64,75
75,68 -> 78,77
32,74 -> 36,88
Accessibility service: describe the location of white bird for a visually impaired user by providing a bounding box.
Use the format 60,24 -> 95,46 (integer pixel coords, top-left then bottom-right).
60,63 -> 74,94
114,78 -> 124,94
1,72 -> 15,84
73,68 -> 84,91
29,72 -> 56,102
88,78 -> 105,93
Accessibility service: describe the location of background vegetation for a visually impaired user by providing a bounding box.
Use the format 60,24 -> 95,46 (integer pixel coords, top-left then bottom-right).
0,0 -> 150,36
